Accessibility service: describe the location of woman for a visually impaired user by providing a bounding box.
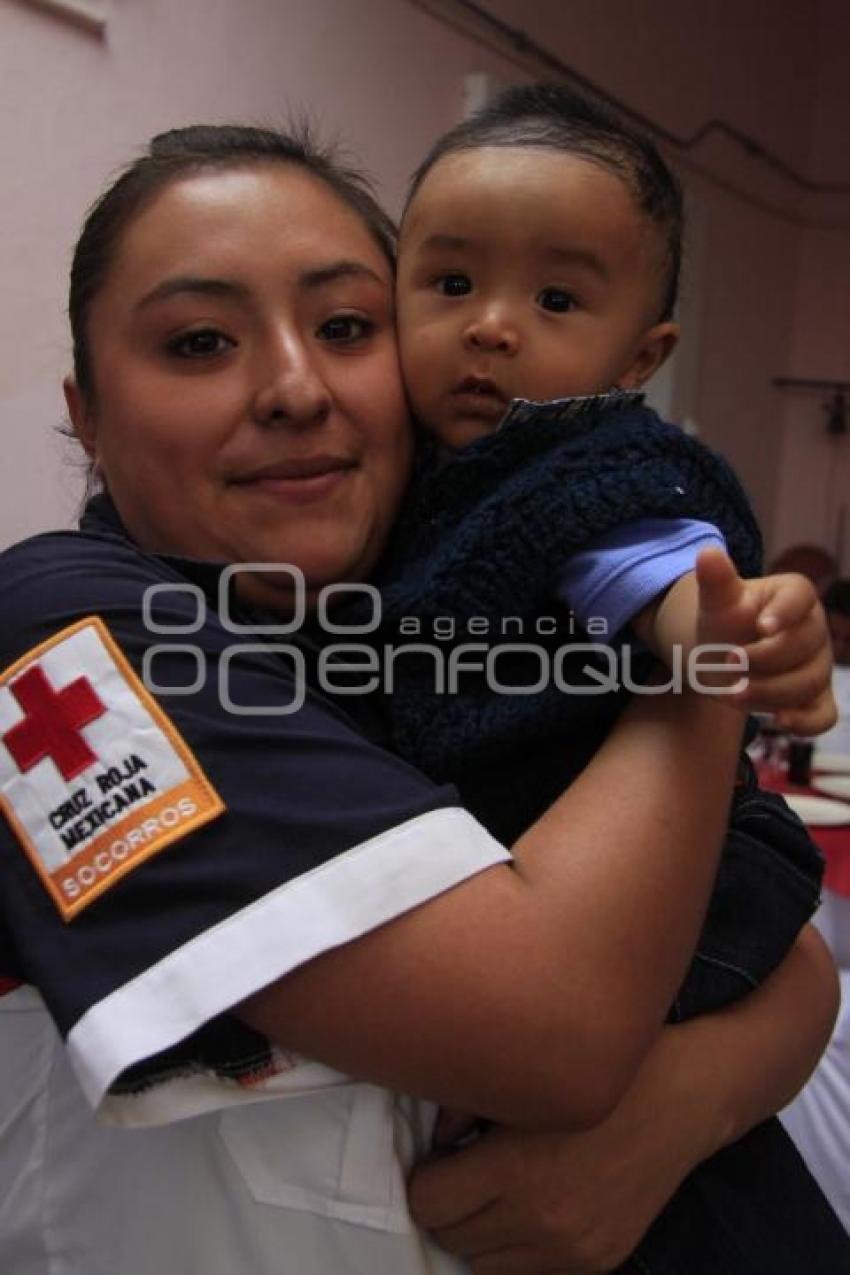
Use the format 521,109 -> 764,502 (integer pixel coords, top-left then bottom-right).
0,125 -> 842,1274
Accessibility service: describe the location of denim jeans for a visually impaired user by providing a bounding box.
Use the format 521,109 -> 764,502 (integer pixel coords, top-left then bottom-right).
621,1118 -> 850,1273
671,754 -> 825,1024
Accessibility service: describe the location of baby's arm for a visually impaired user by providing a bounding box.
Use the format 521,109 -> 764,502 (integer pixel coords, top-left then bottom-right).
631,547 -> 836,736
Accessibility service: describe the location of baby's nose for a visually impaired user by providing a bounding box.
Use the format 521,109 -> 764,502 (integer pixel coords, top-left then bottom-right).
462,309 -> 520,355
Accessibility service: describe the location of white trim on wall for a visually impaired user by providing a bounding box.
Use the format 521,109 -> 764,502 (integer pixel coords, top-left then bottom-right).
17,0 -> 108,36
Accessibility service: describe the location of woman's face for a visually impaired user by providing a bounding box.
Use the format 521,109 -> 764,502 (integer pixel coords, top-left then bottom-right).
66,164 -> 411,609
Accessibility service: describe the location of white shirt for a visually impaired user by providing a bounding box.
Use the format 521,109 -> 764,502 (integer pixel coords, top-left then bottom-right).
0,986 -> 468,1275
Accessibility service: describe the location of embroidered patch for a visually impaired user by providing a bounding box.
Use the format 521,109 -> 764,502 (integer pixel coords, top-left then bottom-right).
0,617 -> 225,921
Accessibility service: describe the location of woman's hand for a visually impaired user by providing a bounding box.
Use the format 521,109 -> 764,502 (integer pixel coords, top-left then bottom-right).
411,1105 -> 709,1274
410,1031 -> 721,1275
409,925 -> 839,1273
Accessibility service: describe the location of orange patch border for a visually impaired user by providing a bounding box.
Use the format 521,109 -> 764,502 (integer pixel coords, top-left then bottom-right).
0,615 -> 225,921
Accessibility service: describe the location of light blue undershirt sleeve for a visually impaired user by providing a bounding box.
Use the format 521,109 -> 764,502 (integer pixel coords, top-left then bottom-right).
555,518 -> 727,637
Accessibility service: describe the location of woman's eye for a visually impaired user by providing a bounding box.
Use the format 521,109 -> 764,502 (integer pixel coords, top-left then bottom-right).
436,274 -> 472,297
538,288 -> 576,313
168,329 -> 233,359
318,314 -> 375,342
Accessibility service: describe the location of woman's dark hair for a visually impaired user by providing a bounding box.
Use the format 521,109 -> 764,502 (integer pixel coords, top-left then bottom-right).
69,123 -> 397,403
406,83 -> 683,322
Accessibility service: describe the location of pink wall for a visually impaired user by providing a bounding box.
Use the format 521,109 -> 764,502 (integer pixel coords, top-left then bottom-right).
484,0 -> 818,168
772,0 -> 850,568
0,0 -> 516,544
1,0 -> 848,563
466,0 -> 838,546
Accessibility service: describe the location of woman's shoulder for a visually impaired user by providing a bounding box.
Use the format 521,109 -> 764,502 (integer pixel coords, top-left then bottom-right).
0,523 -> 204,670
2,522 -> 183,602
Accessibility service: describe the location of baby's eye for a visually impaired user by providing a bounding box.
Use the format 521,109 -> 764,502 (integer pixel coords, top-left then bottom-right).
436,273 -> 472,297
168,329 -> 234,359
538,288 -> 576,313
318,314 -> 375,343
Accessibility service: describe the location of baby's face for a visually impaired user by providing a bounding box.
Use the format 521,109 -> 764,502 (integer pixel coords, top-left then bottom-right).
397,146 -> 676,449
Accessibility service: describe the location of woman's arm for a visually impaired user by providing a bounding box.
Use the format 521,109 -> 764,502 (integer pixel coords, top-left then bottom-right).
239,687 -> 742,1129
638,924 -> 838,1150
406,924 -> 840,1274
0,534 -> 736,1125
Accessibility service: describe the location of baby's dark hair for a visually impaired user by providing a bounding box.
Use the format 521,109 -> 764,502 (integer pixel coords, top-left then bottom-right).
407,83 -> 683,322
69,123 -> 397,403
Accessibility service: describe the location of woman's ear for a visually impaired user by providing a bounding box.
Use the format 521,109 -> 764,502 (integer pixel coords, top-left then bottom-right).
63,376 -> 97,459
618,321 -> 680,390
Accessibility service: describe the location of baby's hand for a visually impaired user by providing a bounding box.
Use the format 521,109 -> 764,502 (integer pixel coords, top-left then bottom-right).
695,547 -> 837,736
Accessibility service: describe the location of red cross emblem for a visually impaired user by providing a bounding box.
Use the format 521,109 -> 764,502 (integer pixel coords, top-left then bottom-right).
2,665 -> 106,781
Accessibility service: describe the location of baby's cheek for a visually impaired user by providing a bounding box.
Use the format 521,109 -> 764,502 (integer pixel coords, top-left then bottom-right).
397,343 -> 433,414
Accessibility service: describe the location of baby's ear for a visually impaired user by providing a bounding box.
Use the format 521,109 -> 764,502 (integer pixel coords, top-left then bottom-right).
63,376 -> 97,459
618,321 -> 680,390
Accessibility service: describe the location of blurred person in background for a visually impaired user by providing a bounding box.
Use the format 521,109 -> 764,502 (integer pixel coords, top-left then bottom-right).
769,544 -> 839,599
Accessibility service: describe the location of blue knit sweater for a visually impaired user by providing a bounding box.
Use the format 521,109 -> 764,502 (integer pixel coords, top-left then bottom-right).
371,393 -> 763,844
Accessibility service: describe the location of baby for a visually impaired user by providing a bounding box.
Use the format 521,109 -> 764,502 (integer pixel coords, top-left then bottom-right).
397,84 -> 828,728
373,83 -> 832,1017
364,82 -> 843,1269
